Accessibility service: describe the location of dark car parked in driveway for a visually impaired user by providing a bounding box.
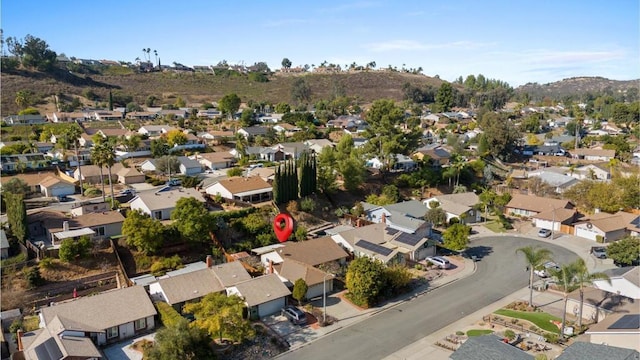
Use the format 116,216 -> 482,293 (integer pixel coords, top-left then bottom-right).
281,305 -> 307,325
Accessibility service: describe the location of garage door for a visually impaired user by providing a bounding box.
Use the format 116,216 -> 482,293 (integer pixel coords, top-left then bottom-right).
575,227 -> 597,241
259,298 -> 286,318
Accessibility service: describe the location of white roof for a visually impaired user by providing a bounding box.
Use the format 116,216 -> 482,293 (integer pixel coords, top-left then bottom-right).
53,228 -> 95,240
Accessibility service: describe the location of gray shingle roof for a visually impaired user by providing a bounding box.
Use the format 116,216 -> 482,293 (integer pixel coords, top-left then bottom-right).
555,342 -> 639,360
40,286 -> 156,332
157,268 -> 224,304
232,274 -> 291,306
450,334 -> 534,360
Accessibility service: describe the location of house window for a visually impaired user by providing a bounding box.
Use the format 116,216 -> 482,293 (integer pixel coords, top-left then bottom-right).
106,326 -> 118,339
92,226 -> 105,236
154,211 -> 162,219
134,318 -> 146,331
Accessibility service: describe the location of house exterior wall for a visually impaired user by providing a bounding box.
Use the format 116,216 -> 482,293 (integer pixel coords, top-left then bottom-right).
506,207 -> 538,217
205,183 -> 232,199
140,161 -> 157,172
118,174 -> 146,184
589,333 -> 640,351
43,183 -> 75,197
566,298 -> 606,323
92,222 -> 123,239
331,235 -> 354,253
306,281 -> 331,300
180,164 -> 202,176
534,219 -> 560,231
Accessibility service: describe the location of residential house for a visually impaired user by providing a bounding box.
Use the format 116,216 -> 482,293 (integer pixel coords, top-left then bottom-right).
39,176 -> 76,198
259,236 -> 349,269
527,171 -> 579,193
139,159 -> 158,172
327,115 -> 360,129
149,261 -> 251,311
2,114 -> 47,126
245,166 -> 276,182
271,259 -> 334,300
70,202 -> 110,216
584,314 -> 640,352
0,153 -> 49,173
36,286 -> 156,346
531,208 -> 577,233
274,142 -> 310,160
125,111 -> 156,121
1,171 -> 57,194
273,123 -> 301,136
363,200 -> 432,236
423,192 -> 481,224
572,163 -> 612,181
48,111 -> 89,123
571,148 -> 616,161
593,267 -> 640,300
573,211 -> 640,242
128,187 -> 206,220
116,167 -> 146,184
158,109 -> 187,119
34,210 -> 125,246
257,113 -> 284,123
34,142 -> 55,153
237,126 -> 270,139
91,111 -> 123,121
191,152 -> 237,170
258,147 -> 286,162
137,125 -> 177,137
197,109 -> 222,119
413,144 -> 452,167
504,194 -> 574,218
565,286 -> 637,324
74,164 -> 122,184
177,156 -> 203,175
555,341 -> 639,360
226,274 -> 292,319
197,130 -> 234,143
172,133 -> 205,152
0,230 -> 8,259
449,334 -> 534,360
304,139 -> 334,154
205,176 -> 272,203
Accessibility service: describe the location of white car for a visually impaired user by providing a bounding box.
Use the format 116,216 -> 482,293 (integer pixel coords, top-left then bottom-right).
426,256 -> 451,269
534,261 -> 559,278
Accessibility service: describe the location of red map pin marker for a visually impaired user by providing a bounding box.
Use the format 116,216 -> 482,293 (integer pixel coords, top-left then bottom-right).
273,213 -> 294,243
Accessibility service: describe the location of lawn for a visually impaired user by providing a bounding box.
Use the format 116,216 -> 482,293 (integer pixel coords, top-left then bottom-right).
483,221 -> 507,233
494,309 -> 561,334
466,329 -> 494,337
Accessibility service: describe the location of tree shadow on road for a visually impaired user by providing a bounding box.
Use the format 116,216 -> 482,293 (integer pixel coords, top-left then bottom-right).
464,245 -> 493,260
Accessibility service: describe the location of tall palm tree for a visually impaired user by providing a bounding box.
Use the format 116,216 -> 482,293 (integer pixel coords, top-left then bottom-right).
66,125 -> 84,192
516,246 -> 554,307
572,258 -> 611,327
102,139 -> 117,209
90,143 -> 107,203
551,261 -> 580,339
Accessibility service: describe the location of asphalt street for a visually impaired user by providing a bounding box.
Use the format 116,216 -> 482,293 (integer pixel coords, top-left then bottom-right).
276,236 -> 579,360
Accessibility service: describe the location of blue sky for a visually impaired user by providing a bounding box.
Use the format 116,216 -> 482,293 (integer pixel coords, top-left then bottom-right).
2,0 -> 638,87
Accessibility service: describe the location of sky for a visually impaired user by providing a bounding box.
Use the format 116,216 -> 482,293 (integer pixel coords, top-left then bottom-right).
2,0 -> 639,87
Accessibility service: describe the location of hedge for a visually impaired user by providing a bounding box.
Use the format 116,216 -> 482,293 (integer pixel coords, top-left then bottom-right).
156,301 -> 183,328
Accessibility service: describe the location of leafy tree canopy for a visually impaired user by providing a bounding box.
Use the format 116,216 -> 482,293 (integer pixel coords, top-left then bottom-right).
442,223 -> 471,251
607,236 -> 640,266
170,197 -> 215,243
183,293 -> 255,342
122,210 -> 164,253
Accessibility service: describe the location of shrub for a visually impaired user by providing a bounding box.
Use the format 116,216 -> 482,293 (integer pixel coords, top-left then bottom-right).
543,333 -> 559,344
9,318 -> 22,334
227,167 -> 243,177
150,255 -> 183,276
300,197 -> 315,212
286,200 -> 299,213
414,264 -> 424,271
59,236 -> 92,262
596,235 -> 604,243
83,187 -> 102,197
24,267 -> 44,288
504,329 -> 516,340
38,258 -> 54,270
455,331 -> 464,336
295,226 -> 307,241
156,301 -> 182,328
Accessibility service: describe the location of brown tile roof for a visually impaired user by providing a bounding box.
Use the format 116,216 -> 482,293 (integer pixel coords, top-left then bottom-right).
276,236 -> 349,266
576,211 -> 639,233
217,176 -> 272,194
48,211 -> 125,232
1,171 -> 59,186
532,208 -> 577,222
572,148 -> 616,157
116,167 -> 143,177
505,194 -> 573,213
77,163 -> 125,177
39,176 -> 75,188
232,274 -> 291,306
199,152 -> 236,163
276,259 -> 333,286
210,261 -> 252,287
40,286 -> 156,331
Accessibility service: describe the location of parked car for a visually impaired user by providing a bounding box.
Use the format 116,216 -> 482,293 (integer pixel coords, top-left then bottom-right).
248,163 -> 263,169
590,246 -> 607,259
534,261 -> 560,278
57,195 -> 73,202
426,256 -> 451,269
537,229 -> 552,238
119,189 -> 136,196
281,305 -> 307,325
167,179 -> 181,186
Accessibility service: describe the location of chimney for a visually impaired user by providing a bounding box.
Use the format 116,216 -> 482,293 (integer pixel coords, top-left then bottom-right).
63,221 -> 70,232
269,260 -> 274,274
17,329 -> 24,351
381,213 -> 387,224
206,255 -> 213,268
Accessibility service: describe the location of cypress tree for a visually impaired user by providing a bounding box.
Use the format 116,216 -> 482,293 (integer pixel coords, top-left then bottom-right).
311,152 -> 317,193
273,165 -> 281,204
108,90 -> 113,111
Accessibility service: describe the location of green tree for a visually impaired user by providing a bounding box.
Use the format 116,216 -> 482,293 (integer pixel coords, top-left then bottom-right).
90,144 -> 107,203
151,138 -> 170,157
144,318 -> 214,360
606,236 -> 640,266
515,246 -> 553,307
122,210 -> 164,253
4,192 -> 28,244
7,34 -> 57,71
292,278 -> 308,305
435,82 -> 454,112
274,102 -> 291,113
58,236 -> 91,262
294,225 -> 307,241
239,108 -> 255,127
174,96 -> 186,108
338,157 -> 366,192
383,264 -> 413,296
170,197 -> 215,243
15,90 -> 33,109
219,93 -> 241,120
3,178 -> 30,195
226,167 -> 243,177
155,155 -> 180,175
183,293 -> 255,342
572,258 -> 610,327
550,261 -> 580,339
291,77 -> 311,104
281,57 -> 292,69
166,129 -> 187,147
345,256 -> 386,307
442,223 -> 470,251
317,146 -> 338,194
92,140 -> 117,209
363,99 -> 420,174
424,207 -> 447,227
479,112 -> 521,161
145,95 -> 157,107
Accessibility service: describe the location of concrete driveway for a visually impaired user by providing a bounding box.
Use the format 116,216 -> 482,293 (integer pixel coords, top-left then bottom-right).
102,333 -> 155,360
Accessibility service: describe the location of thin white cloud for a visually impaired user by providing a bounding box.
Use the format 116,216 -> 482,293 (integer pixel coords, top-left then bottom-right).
318,1 -> 383,13
523,49 -> 626,64
363,39 -> 494,52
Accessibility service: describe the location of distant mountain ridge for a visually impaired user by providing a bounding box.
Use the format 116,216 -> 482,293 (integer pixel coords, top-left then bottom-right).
515,76 -> 639,100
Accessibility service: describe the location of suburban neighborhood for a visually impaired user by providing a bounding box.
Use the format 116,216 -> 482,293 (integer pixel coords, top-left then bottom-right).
1,19 -> 639,360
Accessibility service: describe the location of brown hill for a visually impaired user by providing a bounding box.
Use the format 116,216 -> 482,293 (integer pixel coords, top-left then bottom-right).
516,76 -> 639,101
1,69 -> 445,116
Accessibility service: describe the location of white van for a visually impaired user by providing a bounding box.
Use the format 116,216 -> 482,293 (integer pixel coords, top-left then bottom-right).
426,256 -> 451,269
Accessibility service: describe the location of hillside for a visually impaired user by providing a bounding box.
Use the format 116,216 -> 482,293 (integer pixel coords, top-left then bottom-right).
1,69 -> 445,116
515,76 -> 639,101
